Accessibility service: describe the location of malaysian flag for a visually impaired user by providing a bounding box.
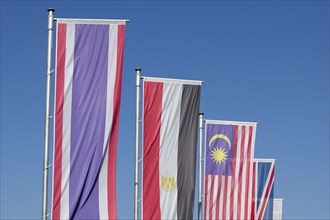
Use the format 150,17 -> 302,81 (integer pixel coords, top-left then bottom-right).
204,120 -> 257,220
51,19 -> 126,219
252,159 -> 275,220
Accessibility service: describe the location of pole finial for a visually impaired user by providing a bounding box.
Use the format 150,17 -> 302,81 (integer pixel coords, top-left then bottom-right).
199,112 -> 204,116
47,8 -> 55,12
135,68 -> 142,72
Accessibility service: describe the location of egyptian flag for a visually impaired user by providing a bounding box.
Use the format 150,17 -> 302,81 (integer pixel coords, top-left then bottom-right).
51,19 -> 126,219
142,77 -> 202,219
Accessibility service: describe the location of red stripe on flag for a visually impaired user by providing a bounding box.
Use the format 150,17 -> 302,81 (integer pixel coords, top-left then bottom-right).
215,176 -> 221,220
222,176 -> 228,219
52,23 -> 66,220
258,167 -> 275,220
230,125 -> 239,219
107,24 -> 125,220
204,175 -> 209,220
209,175 -> 215,219
251,162 -> 257,220
143,81 -> 163,219
244,126 -> 253,220
237,126 -> 246,220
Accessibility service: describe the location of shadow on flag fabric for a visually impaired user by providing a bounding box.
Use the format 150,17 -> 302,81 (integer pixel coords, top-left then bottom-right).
142,77 -> 201,220
204,120 -> 257,220
252,159 -> 275,220
51,19 -> 126,220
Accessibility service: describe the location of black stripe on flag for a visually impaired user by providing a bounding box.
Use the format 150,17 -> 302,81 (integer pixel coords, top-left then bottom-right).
177,84 -> 201,219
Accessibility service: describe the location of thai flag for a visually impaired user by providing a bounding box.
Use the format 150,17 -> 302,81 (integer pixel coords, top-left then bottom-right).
51,19 -> 126,219
252,159 -> 275,220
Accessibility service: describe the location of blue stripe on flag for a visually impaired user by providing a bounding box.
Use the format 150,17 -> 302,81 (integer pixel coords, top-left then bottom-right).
69,24 -> 109,219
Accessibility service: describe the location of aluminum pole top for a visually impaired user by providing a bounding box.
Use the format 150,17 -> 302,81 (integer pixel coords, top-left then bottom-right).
48,8 -> 55,12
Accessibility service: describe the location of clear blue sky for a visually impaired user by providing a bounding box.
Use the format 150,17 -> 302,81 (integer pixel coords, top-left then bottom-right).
1,1 -> 329,219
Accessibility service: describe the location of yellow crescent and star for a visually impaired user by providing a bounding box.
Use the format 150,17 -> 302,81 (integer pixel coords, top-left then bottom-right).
209,133 -> 231,164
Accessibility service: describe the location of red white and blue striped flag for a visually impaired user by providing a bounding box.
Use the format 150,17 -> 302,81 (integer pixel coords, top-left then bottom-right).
204,120 -> 257,220
252,159 -> 275,220
51,19 -> 126,219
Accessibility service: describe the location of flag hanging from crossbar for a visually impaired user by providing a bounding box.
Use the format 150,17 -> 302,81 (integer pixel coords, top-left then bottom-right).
142,77 -> 201,220
252,159 -> 275,220
204,120 -> 257,220
51,19 -> 126,220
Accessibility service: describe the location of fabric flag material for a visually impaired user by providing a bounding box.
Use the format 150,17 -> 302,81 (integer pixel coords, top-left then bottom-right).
142,77 -> 201,220
252,159 -> 275,220
272,198 -> 283,220
204,120 -> 257,220
51,19 -> 126,220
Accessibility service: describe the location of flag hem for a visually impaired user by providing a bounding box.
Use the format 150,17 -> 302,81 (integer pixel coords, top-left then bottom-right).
56,19 -> 127,25
143,77 -> 203,85
205,120 -> 258,126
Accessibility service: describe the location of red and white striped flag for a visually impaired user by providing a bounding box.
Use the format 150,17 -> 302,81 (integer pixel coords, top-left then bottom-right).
142,77 -> 201,220
204,120 -> 257,220
51,19 -> 126,219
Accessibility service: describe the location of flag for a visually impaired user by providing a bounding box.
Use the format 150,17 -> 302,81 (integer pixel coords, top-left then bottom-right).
272,198 -> 283,220
51,19 -> 126,220
142,77 -> 201,219
204,120 -> 257,220
252,159 -> 275,220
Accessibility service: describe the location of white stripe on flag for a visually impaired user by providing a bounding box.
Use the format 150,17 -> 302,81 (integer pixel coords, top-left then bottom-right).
247,126 -> 256,219
61,23 -> 75,220
253,161 -> 258,219
98,24 -> 118,219
240,126 -> 249,219
205,175 -> 211,220
226,177 -> 231,219
159,83 -> 182,219
232,125 -> 242,220
212,176 -> 218,220
219,176 -> 225,218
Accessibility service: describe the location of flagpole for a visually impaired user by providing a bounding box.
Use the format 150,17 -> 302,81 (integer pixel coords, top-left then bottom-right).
42,8 -> 55,220
198,112 -> 204,220
134,68 -> 141,220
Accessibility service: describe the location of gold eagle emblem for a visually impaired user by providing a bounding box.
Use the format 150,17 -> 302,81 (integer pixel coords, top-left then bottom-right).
161,174 -> 176,192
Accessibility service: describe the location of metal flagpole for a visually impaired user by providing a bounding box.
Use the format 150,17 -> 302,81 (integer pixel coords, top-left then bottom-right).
42,8 -> 55,220
198,112 -> 204,220
134,68 -> 142,220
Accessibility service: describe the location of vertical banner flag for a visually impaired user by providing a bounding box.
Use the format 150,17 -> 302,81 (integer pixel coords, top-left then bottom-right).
142,77 -> 201,220
51,19 -> 126,220
272,198 -> 283,220
252,159 -> 275,220
204,120 -> 257,220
